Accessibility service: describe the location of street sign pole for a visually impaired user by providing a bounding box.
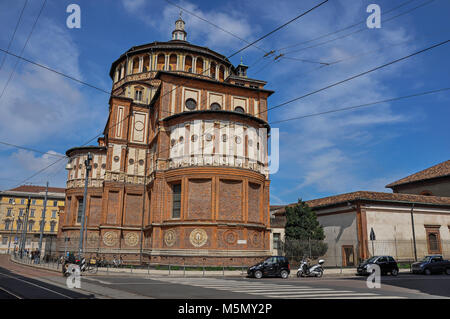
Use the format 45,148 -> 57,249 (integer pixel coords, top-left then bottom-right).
370,228 -> 376,257
38,181 -> 49,262
78,153 -> 92,260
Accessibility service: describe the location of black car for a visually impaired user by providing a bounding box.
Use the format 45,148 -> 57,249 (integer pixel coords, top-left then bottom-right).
247,256 -> 290,279
356,256 -> 399,276
411,255 -> 450,275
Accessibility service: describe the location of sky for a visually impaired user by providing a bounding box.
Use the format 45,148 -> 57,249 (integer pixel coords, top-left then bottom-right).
0,0 -> 448,205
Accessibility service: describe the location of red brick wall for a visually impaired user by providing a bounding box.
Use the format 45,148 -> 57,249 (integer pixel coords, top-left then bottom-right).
218,179 -> 242,221
106,191 -> 119,224
124,193 -> 143,226
247,182 -> 261,223
88,196 -> 102,226
187,178 -> 212,220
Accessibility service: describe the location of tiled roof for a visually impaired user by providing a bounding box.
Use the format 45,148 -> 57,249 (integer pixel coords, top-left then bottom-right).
386,160 -> 450,188
7,185 -> 65,194
273,191 -> 450,214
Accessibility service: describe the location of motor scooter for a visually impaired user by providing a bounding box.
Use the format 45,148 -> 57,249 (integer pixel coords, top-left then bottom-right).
296,259 -> 325,278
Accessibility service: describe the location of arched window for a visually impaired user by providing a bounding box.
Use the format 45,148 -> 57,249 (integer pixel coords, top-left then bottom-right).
185,98 -> 197,110
234,106 -> 245,113
196,57 -> 204,74
210,103 -> 221,111
143,55 -> 150,72
219,66 -> 225,81
157,54 -> 165,70
185,55 -> 192,72
169,54 -> 177,71
132,57 -> 139,74
5,220 -> 11,231
28,220 -> 35,231
135,87 -> 143,101
210,61 -> 216,79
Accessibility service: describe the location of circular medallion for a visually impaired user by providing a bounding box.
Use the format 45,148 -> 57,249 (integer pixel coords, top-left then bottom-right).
249,232 -> 261,247
235,136 -> 241,144
135,120 -> 144,131
189,228 -> 208,247
223,230 -> 238,245
103,231 -> 118,247
164,230 -> 176,247
124,233 -> 139,247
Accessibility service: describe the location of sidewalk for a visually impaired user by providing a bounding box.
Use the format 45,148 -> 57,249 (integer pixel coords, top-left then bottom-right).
10,256 -> 412,278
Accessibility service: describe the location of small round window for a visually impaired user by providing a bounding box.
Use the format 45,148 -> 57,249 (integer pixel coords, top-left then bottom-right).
101,163 -> 106,169
171,138 -> 176,147
235,136 -> 241,144
179,136 -> 184,143
139,159 -> 144,166
113,156 -> 120,162
222,134 -> 227,142
205,133 -> 212,141
210,103 -> 221,111
185,98 -> 197,110
234,106 -> 245,113
129,159 -> 134,165
191,134 -> 198,142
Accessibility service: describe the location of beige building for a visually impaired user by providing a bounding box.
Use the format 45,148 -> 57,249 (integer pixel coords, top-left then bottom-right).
0,185 -> 65,255
271,160 -> 450,266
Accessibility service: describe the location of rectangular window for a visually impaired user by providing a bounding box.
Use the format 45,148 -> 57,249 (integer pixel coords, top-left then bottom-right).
2,237 -> 8,245
32,199 -> 36,205
30,209 -> 35,217
19,209 -> 23,217
50,222 -> 56,232
172,183 -> 181,219
6,208 -> 12,217
77,198 -> 84,224
273,233 -> 281,250
53,200 -> 58,207
425,226 -> 441,254
5,220 -> 11,231
8,198 -> 14,204
20,199 -> 25,205
52,210 -> 57,218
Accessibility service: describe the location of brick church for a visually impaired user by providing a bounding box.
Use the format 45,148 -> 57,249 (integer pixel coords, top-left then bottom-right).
58,16 -> 274,265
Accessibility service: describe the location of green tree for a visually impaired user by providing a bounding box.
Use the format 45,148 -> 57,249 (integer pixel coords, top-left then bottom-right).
283,199 -> 328,262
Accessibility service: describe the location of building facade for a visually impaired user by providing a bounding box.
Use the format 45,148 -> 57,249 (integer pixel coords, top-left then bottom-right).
0,185 -> 64,255
59,17 -> 274,265
271,160 -> 450,266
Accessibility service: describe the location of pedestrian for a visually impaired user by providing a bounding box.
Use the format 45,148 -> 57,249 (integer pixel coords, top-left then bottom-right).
119,256 -> 123,267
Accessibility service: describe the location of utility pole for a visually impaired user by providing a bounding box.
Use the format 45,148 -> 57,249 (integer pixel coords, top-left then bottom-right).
78,153 -> 92,260
19,196 -> 31,259
410,203 -> 417,261
38,182 -> 49,262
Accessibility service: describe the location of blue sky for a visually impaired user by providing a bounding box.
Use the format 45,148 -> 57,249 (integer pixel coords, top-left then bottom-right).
0,0 -> 449,204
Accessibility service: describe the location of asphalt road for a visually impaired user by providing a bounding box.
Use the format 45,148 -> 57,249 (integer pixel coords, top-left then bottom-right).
80,273 -> 450,299
1,255 -> 449,299
0,265 -> 93,299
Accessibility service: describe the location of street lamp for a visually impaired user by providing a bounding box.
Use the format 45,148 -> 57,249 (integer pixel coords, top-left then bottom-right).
6,199 -> 15,254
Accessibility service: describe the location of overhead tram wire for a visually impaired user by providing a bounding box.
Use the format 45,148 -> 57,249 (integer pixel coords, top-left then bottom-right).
269,87 -> 450,125
280,0 -> 437,56
0,141 -> 67,158
12,1 -> 330,187
276,0 -> 418,52
0,0 -> 47,102
263,39 -> 450,114
163,0 -> 327,66
0,0 -> 29,73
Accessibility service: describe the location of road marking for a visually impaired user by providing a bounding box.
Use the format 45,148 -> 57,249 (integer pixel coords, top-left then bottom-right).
234,288 -> 334,294
0,286 -> 22,299
252,290 -> 351,295
270,293 -> 378,298
0,272 -> 73,299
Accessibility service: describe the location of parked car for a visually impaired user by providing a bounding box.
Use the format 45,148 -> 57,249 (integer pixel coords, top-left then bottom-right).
356,256 -> 399,276
411,255 -> 450,275
247,256 -> 290,279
